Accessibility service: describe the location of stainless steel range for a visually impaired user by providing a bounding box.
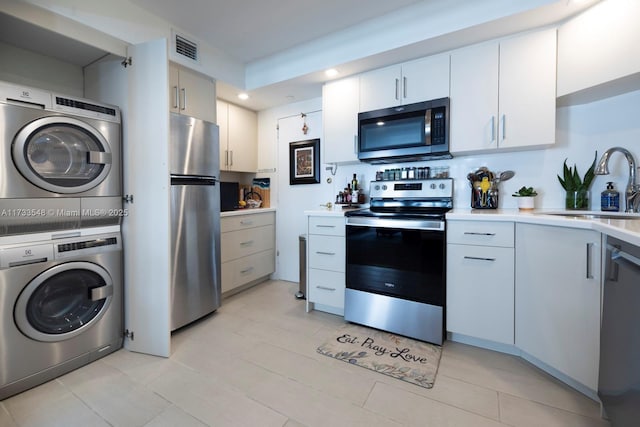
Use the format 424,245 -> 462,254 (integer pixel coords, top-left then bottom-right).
344,178 -> 453,345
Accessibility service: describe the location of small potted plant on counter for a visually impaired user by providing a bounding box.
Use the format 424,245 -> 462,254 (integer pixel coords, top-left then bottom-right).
512,186 -> 538,210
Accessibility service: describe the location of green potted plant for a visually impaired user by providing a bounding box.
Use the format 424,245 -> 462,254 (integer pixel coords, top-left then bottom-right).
557,152 -> 597,210
512,186 -> 538,210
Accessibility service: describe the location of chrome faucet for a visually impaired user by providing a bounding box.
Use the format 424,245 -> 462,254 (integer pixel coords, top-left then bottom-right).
595,147 -> 640,213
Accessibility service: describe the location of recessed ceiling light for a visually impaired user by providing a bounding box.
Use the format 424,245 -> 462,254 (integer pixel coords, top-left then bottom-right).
325,68 -> 339,78
238,93 -> 249,100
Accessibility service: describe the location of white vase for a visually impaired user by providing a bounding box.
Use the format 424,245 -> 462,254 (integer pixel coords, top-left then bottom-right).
516,196 -> 535,210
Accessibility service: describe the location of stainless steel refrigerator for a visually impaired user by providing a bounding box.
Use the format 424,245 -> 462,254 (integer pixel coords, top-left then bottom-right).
169,113 -> 221,331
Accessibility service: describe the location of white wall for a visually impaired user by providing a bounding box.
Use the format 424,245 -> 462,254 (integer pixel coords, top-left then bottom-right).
259,88 -> 640,281
0,41 -> 83,96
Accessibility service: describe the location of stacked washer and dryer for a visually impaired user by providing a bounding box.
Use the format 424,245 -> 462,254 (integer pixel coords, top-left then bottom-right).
0,81 -> 124,400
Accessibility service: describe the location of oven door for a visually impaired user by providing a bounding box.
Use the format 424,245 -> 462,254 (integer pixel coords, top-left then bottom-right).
345,216 -> 445,307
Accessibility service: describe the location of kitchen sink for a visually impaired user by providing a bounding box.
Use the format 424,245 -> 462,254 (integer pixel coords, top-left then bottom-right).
545,212 -> 640,220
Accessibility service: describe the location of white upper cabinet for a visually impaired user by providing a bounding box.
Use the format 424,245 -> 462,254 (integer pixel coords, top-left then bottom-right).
217,99 -> 258,172
450,28 -> 557,154
322,76 -> 360,164
359,53 -> 450,112
558,0 -> 640,100
169,62 -> 216,123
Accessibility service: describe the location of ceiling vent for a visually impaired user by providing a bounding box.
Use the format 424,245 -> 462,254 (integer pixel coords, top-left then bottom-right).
175,34 -> 198,62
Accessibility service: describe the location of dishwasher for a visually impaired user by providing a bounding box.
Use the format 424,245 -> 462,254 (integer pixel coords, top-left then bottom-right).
598,236 -> 640,425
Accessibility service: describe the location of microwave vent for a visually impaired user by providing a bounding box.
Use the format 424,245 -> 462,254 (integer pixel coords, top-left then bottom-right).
175,34 -> 198,62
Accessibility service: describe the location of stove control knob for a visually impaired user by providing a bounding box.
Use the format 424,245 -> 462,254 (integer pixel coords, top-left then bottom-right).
374,184 -> 380,191
430,183 -> 436,189
382,184 -> 388,190
439,183 -> 446,190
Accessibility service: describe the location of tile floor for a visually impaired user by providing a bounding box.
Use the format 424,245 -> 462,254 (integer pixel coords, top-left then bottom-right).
1,280 -> 610,427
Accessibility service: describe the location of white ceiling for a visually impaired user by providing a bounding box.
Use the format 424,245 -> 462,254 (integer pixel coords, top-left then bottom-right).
129,0 -> 598,110
1,0 -> 600,111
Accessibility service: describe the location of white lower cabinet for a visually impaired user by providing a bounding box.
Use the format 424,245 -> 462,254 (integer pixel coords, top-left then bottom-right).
515,223 -> 601,392
306,215 -> 345,315
446,221 -> 514,345
221,211 -> 275,295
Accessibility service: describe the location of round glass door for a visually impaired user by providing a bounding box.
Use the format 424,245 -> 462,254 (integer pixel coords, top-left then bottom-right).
14,262 -> 114,342
12,116 -> 112,194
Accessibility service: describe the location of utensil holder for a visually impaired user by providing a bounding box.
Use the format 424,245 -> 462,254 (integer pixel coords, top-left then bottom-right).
471,186 -> 498,209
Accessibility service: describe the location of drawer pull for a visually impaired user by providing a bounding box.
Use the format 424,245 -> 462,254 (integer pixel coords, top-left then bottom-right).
240,240 -> 254,246
316,251 -> 336,256
240,267 -> 254,274
463,232 -> 496,236
464,256 -> 496,262
316,285 -> 336,291
240,220 -> 254,225
316,225 -> 336,228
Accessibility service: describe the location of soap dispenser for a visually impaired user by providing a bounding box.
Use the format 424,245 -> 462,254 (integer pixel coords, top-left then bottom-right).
601,182 -> 620,212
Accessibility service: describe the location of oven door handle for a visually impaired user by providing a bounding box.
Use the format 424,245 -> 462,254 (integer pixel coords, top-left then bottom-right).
346,216 -> 444,231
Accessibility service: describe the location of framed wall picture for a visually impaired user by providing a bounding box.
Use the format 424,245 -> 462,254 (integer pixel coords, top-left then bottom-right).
289,138 -> 320,185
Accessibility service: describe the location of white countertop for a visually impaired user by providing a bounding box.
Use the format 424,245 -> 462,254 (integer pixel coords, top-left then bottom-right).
221,207 -> 276,217
447,208 -> 640,246
304,205 -> 367,217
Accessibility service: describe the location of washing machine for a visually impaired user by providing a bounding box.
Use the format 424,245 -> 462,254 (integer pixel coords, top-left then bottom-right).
0,226 -> 123,400
0,80 -> 122,236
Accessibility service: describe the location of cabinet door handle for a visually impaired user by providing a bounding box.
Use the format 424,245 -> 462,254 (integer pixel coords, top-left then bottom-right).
403,76 -> 407,99
490,116 -> 496,144
501,114 -> 506,140
240,240 -> 254,246
395,78 -> 400,100
180,88 -> 186,110
353,134 -> 357,154
172,86 -> 179,109
316,251 -> 336,256
586,243 -> 593,279
316,285 -> 336,291
463,232 -> 496,236
464,256 -> 496,262
229,150 -> 233,166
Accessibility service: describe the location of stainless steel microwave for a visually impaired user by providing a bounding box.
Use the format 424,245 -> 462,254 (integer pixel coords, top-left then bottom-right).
357,98 -> 451,163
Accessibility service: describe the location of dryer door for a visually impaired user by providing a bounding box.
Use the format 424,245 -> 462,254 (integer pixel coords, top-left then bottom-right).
14,261 -> 114,342
12,116 -> 112,194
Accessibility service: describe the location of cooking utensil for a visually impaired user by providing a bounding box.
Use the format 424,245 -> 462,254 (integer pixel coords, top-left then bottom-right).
499,170 -> 515,182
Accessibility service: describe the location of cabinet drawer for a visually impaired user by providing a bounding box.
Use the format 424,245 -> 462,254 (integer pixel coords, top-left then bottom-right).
447,220 -> 514,247
222,211 -> 275,232
222,225 -> 274,262
308,216 -> 345,236
221,249 -> 275,293
308,235 -> 345,272
308,268 -> 345,308
446,243 -> 514,345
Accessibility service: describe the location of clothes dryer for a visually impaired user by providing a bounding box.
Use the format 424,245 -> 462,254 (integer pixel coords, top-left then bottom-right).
0,226 -> 123,400
0,81 -> 122,235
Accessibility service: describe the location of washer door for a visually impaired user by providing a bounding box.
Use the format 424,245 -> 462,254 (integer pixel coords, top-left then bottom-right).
15,262 -> 114,342
12,116 -> 112,194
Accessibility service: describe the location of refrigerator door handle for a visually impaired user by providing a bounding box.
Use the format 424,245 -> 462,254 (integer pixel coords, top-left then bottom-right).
170,175 -> 218,185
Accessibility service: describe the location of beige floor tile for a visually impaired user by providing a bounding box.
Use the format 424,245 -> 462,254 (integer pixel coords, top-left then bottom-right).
144,404 -> 209,426
364,381 -> 506,427
499,392 -> 610,427
248,374 -> 402,427
243,341 -> 376,406
147,361 -> 288,427
56,360 -> 170,426
2,380 -> 110,427
0,402 -> 18,427
439,343 -> 602,418
2,279 -> 611,427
